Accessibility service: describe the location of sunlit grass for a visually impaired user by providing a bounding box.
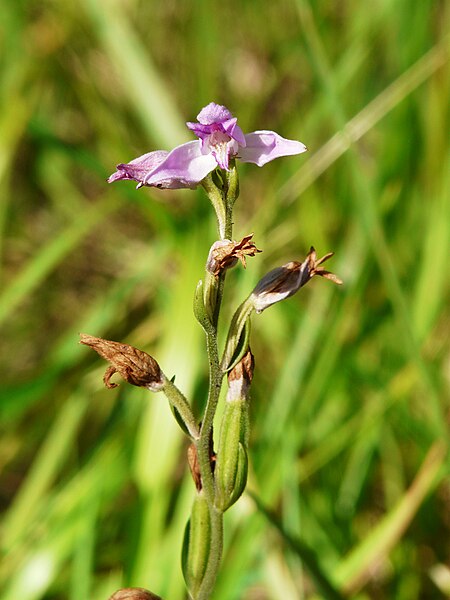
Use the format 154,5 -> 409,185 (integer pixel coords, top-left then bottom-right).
1,1 -> 449,599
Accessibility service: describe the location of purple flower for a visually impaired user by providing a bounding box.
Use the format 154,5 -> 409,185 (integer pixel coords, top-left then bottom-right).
108,102 -> 307,189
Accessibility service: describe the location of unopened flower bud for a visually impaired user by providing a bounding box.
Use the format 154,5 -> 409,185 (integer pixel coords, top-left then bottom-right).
108,588 -> 162,600
251,247 -> 342,313
80,334 -> 165,392
214,350 -> 253,511
182,490 -> 211,598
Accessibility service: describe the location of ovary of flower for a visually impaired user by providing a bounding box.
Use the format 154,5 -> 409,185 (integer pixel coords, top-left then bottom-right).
108,102 -> 307,189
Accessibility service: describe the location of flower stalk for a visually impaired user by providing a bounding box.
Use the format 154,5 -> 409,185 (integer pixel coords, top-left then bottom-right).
82,102 -> 342,600
162,378 -> 200,440
191,177 -> 232,597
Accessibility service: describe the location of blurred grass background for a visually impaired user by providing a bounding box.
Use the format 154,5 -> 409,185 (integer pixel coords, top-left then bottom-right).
0,0 -> 449,599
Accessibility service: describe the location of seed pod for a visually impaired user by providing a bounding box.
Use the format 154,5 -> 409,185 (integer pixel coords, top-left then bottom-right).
214,350 -> 253,511
214,401 -> 249,511
181,490 -> 211,598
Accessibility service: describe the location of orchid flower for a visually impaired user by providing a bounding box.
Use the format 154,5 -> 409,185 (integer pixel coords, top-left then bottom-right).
108,102 -> 307,189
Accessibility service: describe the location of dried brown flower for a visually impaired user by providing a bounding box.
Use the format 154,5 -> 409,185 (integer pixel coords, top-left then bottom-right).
187,443 -> 202,491
206,234 -> 262,276
108,588 -> 162,600
187,434 -> 216,491
305,247 -> 343,285
251,247 -> 342,313
227,349 -> 255,401
80,334 -> 164,391
228,349 -> 255,385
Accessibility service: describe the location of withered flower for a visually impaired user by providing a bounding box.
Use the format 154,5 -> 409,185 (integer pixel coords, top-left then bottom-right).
187,443 -> 202,492
108,588 -> 162,600
251,247 -> 342,313
187,430 -> 216,491
80,334 -> 165,391
227,349 -> 255,402
305,247 -> 343,285
206,234 -> 262,277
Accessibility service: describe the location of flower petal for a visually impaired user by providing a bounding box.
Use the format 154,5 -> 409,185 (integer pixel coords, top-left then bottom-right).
144,141 -> 217,186
108,151 -> 169,185
239,131 -> 307,166
196,102 -> 233,124
222,118 -> 246,146
186,122 -> 215,140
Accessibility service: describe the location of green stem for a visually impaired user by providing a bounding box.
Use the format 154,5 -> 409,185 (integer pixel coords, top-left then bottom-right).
201,174 -> 226,239
193,318 -> 225,600
162,378 -> 200,439
210,163 -> 237,326
196,330 -> 222,500
193,166 -> 238,599
225,161 -> 239,216
196,506 -> 224,600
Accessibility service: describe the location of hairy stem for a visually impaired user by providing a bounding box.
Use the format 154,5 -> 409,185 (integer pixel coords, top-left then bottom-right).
193,168 -> 238,598
193,312 -> 224,600
211,164 -> 237,325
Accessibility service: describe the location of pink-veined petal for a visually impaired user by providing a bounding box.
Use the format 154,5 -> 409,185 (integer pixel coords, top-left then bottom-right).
239,131 -> 307,166
144,140 -> 217,186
